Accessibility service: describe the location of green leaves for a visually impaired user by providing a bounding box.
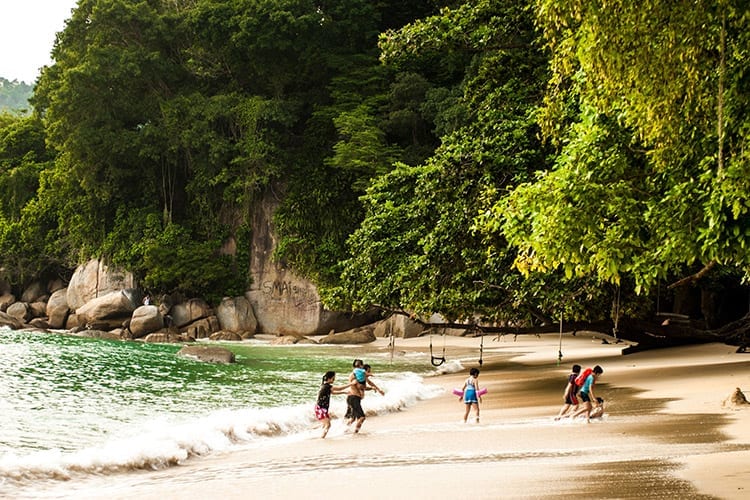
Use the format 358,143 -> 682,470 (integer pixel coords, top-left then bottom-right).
512,0 -> 750,292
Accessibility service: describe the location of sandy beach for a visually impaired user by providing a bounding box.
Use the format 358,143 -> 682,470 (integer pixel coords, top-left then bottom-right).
31,332 -> 750,500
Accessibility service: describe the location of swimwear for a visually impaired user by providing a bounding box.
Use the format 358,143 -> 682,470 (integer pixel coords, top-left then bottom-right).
347,394 -> 365,419
353,367 -> 366,384
317,383 -> 333,408
463,377 -> 478,404
579,391 -> 592,403
565,373 -> 579,404
569,373 -> 580,394
314,405 -> 330,420
580,374 -> 595,394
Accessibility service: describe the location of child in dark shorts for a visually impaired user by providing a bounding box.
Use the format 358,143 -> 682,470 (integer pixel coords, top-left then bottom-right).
315,371 -> 349,438
572,365 -> 604,422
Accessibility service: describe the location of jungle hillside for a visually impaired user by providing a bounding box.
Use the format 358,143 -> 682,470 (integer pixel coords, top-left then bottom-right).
1,0 -> 749,349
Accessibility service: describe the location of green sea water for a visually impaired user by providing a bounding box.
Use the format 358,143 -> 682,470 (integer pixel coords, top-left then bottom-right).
0,327 -> 436,462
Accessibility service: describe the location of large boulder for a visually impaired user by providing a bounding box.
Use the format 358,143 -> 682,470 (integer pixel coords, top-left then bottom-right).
73,329 -> 121,341
75,289 -> 138,325
209,331 -> 243,341
246,189 -> 380,335
21,281 -> 47,303
29,318 -> 50,329
144,331 -> 184,343
373,315 -> 423,339
46,289 -> 70,329
170,298 -> 213,328
29,302 -> 48,319
180,315 -> 221,339
6,302 -> 31,323
47,278 -> 66,294
177,345 -> 235,364
66,259 -> 135,311
0,293 -> 15,312
21,281 -> 49,303
128,305 -> 164,338
0,311 -> 23,329
318,326 -> 377,344
216,296 -> 257,334
157,293 -> 176,318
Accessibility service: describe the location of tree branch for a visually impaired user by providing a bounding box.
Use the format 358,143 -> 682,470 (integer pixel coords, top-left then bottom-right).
668,261 -> 716,289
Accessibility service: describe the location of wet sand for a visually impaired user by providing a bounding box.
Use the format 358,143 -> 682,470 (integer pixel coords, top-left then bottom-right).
26,333 -> 750,499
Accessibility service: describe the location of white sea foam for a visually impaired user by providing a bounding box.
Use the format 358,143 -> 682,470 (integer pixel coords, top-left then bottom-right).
0,372 -> 441,487
430,358 -> 465,375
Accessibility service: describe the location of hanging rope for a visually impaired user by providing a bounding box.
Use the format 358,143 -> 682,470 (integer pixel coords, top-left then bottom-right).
557,316 -> 563,365
478,333 -> 484,366
430,327 -> 446,367
613,285 -> 621,341
388,333 -> 395,363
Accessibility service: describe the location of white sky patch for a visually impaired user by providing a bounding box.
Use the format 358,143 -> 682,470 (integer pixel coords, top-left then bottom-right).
0,0 -> 79,83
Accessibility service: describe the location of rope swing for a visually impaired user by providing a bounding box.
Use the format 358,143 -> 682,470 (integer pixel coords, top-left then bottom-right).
430,327 -> 446,367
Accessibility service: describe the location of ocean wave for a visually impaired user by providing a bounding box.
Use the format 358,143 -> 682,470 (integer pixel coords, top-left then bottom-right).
0,373 -> 442,487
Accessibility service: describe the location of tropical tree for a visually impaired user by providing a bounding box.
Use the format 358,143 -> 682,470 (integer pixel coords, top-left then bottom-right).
0,114 -> 59,283
326,0 -> 614,325
494,0 -> 750,295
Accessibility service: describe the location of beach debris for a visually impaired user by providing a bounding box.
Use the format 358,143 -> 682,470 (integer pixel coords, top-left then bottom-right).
722,387 -> 749,408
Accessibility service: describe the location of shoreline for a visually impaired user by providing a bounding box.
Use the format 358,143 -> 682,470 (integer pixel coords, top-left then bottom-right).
21,332 -> 750,499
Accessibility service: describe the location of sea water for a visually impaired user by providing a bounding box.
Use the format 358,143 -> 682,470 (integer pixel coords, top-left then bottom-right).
0,327 -> 448,493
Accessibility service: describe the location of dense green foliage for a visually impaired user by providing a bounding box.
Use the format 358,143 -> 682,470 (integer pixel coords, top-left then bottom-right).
6,0 -> 439,299
1,0 -> 748,327
495,0 -> 750,295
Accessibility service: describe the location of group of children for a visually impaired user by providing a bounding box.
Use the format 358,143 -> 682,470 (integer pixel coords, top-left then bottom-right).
555,364 -> 605,422
314,360 -> 604,438
457,364 -> 604,425
314,359 -> 384,438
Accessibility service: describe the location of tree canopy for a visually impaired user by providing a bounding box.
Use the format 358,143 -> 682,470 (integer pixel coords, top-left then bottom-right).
1,0 -> 748,337
495,0 -> 750,295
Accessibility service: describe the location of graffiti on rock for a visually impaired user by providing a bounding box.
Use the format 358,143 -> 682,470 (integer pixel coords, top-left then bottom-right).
261,280 -> 319,310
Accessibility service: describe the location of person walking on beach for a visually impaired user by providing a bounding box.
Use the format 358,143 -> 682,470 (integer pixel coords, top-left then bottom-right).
344,372 -> 368,433
345,359 -> 365,424
572,365 -> 603,422
315,371 -> 350,438
345,359 -> 384,426
555,364 -> 581,420
461,367 -> 482,423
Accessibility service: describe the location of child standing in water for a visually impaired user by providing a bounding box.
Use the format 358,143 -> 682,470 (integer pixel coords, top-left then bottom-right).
460,367 -> 482,423
315,371 -> 349,438
572,365 -> 604,423
555,364 -> 581,420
